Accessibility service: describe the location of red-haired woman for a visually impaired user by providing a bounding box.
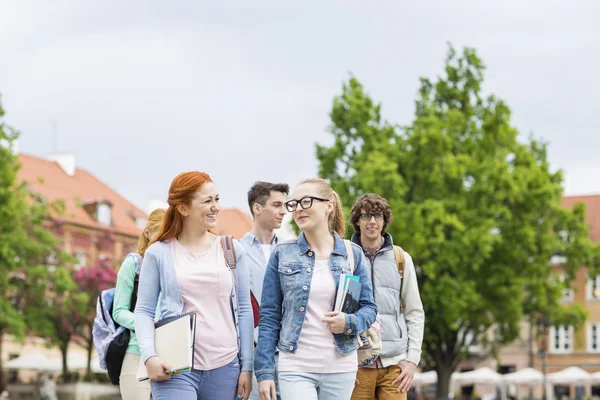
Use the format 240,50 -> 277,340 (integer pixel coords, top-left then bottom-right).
134,172 -> 253,400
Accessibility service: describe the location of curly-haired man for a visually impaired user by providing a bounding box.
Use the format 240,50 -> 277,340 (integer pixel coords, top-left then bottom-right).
349,194 -> 424,400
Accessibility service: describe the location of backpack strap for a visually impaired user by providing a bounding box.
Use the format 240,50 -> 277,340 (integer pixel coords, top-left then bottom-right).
344,240 -> 355,274
127,253 -> 143,313
392,246 -> 405,275
129,253 -> 143,275
393,245 -> 405,311
220,236 -> 237,268
220,236 -> 238,295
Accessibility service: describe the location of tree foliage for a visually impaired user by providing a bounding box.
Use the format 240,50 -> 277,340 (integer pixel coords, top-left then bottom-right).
316,45 -> 596,397
72,259 -> 116,377
0,97 -> 74,388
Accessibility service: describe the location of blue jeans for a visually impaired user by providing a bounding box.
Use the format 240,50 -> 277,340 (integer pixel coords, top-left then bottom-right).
151,357 -> 240,400
278,371 -> 356,400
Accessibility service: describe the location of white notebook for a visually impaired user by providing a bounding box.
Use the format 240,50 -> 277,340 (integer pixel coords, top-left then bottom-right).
136,312 -> 196,381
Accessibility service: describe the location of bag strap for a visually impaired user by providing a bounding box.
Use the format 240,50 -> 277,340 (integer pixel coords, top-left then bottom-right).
393,245 -> 405,311
129,253 -> 143,313
344,240 -> 355,274
130,253 -> 143,275
220,236 -> 239,296
393,245 -> 405,275
220,236 -> 237,268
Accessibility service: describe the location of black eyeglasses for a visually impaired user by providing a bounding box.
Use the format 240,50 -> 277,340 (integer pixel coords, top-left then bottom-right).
360,212 -> 384,221
285,196 -> 329,212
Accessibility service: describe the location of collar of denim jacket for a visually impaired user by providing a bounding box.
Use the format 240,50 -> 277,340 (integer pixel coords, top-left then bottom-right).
297,231 -> 346,256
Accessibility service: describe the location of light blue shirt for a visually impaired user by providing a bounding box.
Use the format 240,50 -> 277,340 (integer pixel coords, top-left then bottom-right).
239,232 -> 279,304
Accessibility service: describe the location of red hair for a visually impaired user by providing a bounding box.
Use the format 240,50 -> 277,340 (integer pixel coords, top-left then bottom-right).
152,171 -> 213,244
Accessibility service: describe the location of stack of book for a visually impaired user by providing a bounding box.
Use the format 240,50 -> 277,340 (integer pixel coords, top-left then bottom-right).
334,274 -> 361,314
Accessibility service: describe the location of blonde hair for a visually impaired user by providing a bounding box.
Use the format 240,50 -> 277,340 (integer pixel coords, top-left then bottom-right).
297,178 -> 345,238
137,208 -> 166,256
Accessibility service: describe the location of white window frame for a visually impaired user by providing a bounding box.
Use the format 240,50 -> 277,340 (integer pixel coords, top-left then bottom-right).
75,251 -> 87,269
588,322 -> 600,354
549,325 -> 574,354
587,275 -> 600,301
97,203 -> 112,226
551,255 -> 567,265
559,274 -> 574,303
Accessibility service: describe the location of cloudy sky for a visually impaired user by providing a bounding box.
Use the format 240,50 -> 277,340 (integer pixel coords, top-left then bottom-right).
1,1 -> 599,220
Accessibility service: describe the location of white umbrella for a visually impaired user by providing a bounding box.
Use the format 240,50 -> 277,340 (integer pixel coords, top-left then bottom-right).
414,370 -> 437,386
62,352 -> 106,374
501,368 -> 544,385
547,366 -> 590,384
455,367 -> 502,384
590,371 -> 600,384
64,352 -> 88,370
4,352 -> 60,371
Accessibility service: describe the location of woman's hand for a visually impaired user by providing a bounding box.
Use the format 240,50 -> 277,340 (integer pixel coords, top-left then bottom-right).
258,380 -> 276,400
322,311 -> 347,334
145,356 -> 172,381
237,371 -> 252,400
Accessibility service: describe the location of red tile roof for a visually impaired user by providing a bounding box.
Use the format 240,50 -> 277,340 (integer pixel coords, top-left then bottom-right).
215,208 -> 253,239
17,153 -> 146,237
562,194 -> 600,242
17,153 -> 254,240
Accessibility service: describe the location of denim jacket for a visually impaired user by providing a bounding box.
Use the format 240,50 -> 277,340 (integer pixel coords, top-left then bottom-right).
254,232 -> 377,382
134,239 -> 254,372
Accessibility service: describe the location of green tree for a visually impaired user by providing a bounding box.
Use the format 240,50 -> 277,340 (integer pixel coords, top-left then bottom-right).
42,267 -> 88,379
316,45 -> 595,397
0,98 -> 59,388
72,260 -> 116,378
0,97 -> 77,387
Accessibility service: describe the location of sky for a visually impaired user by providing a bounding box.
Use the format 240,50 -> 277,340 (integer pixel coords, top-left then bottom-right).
1,1 -> 599,225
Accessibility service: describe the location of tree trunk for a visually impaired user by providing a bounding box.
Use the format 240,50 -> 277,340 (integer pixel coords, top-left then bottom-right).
528,316 -> 534,368
60,342 -> 69,378
436,364 -> 454,400
0,330 -> 5,392
528,317 -> 535,399
86,337 -> 93,378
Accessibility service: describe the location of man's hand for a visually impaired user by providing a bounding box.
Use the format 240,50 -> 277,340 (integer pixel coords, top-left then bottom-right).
391,360 -> 417,393
322,311 -> 347,334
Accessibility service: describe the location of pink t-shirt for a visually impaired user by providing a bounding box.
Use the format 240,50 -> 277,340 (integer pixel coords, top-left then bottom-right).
278,259 -> 358,373
171,238 -> 238,370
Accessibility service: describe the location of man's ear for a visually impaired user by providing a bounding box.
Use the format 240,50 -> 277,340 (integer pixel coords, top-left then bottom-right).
253,203 -> 261,216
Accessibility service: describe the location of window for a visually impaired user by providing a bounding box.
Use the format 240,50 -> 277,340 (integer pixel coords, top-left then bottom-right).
8,354 -> 19,383
551,255 -> 567,265
587,275 -> 600,301
97,203 -> 112,226
75,251 -> 87,269
559,274 -> 574,302
549,325 -> 573,354
499,365 -> 516,374
589,323 -> 600,353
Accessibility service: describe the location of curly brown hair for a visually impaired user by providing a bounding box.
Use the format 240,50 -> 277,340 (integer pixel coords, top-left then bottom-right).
349,194 -> 394,233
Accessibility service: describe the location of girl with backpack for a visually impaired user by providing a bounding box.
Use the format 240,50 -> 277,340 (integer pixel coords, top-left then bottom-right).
134,171 -> 254,400
112,208 -> 166,400
255,178 -> 377,400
